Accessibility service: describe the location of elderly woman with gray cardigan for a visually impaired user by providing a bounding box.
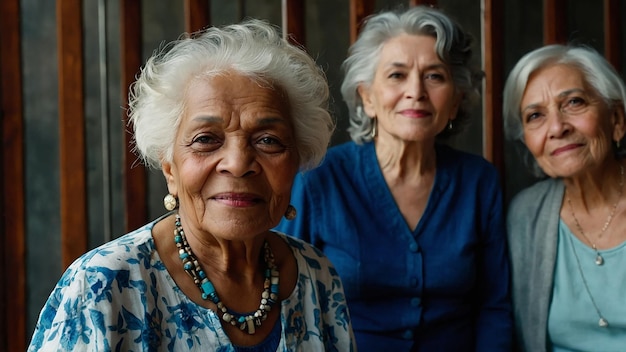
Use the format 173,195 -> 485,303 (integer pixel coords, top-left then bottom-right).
504,44 -> 626,351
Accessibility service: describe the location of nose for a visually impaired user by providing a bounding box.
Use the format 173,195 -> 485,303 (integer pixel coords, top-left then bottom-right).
547,109 -> 571,139
215,139 -> 261,177
406,75 -> 427,101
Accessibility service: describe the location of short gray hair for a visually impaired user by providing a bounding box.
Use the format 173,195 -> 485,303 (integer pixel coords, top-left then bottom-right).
129,19 -> 334,171
340,5 -> 483,144
503,44 -> 626,177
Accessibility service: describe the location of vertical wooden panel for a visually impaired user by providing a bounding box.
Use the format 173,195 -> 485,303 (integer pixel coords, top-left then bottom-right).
409,0 -> 438,6
604,0 -> 621,72
184,0 -> 211,34
1,0 -> 26,349
57,0 -> 88,268
349,0 -> 375,44
120,0 -> 148,232
482,0 -> 505,178
282,0 -> 306,46
543,0 -> 567,44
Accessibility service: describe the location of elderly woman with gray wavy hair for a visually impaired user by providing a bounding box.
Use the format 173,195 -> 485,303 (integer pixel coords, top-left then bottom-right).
28,19 -> 355,351
504,44 -> 626,351
276,5 -> 512,351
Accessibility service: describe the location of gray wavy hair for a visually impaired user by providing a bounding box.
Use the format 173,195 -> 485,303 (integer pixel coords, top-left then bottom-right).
341,5 -> 483,144
128,19 -> 334,171
503,44 -> 626,177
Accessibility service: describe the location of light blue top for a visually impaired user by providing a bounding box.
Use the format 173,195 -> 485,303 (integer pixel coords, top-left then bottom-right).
548,219 -> 626,351
28,218 -> 356,352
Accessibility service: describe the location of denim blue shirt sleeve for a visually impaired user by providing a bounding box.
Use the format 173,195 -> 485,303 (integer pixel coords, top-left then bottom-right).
27,220 -> 356,352
276,141 -> 512,351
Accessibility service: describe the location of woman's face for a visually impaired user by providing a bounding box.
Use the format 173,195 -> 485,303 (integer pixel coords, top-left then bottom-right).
358,34 -> 460,144
521,64 -> 625,178
162,72 -> 299,241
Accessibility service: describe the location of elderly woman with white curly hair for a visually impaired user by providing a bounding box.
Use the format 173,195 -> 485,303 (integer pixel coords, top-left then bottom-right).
28,19 -> 355,351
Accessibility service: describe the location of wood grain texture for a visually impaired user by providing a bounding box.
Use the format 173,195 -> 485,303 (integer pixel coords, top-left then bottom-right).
482,0 -> 505,179
184,0 -> 211,34
120,0 -> 148,232
57,0 -> 88,268
1,0 -> 26,349
282,0 -> 306,46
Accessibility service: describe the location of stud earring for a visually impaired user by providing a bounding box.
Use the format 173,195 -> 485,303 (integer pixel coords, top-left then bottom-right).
370,118 -> 377,138
164,194 -> 178,211
284,205 -> 297,220
448,119 -> 453,130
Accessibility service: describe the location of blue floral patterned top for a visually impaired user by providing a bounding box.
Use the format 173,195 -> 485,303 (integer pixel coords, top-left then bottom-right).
28,220 -> 355,352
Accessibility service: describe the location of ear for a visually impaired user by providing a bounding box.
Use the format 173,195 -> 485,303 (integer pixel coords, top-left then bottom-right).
450,91 -> 464,121
611,102 -> 626,143
161,160 -> 178,196
357,83 -> 375,117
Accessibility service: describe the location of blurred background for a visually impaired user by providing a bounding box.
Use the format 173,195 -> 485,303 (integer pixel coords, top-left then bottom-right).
1,0 -> 624,349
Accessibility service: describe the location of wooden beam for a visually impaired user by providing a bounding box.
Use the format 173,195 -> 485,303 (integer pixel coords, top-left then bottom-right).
409,0 -> 438,7
603,0 -> 621,72
57,0 -> 88,267
349,0 -> 375,44
120,0 -> 148,232
282,0 -> 306,46
184,0 -> 210,34
481,0 -> 505,178
543,0 -> 567,44
1,0 -> 26,349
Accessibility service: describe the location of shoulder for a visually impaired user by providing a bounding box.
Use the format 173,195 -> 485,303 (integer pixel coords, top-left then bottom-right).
274,231 -> 338,277
507,178 -> 563,246
296,141 -> 365,188
437,144 -> 498,177
69,222 -> 156,271
305,141 -> 363,175
509,178 -> 563,214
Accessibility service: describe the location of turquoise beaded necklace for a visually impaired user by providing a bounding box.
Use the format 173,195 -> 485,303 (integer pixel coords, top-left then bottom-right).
174,214 -> 280,334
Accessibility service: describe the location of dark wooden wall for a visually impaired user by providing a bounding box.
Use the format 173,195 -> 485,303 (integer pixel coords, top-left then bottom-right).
1,0 -> 623,349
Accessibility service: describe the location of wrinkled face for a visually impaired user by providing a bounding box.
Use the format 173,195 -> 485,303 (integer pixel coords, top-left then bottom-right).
358,34 -> 460,144
521,64 -> 625,178
162,72 -> 299,241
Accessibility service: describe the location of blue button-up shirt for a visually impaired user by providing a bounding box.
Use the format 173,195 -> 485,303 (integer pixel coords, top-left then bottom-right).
275,141 -> 512,351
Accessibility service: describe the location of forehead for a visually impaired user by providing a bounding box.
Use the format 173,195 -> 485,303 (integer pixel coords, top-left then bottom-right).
182,72 -> 290,121
523,64 -> 587,100
378,34 -> 438,62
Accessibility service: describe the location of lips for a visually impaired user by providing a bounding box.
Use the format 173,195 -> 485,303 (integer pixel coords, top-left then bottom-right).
211,192 -> 263,207
400,109 -> 431,118
551,143 -> 584,156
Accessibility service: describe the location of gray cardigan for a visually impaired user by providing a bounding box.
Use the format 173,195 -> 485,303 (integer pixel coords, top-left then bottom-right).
506,178 -> 564,352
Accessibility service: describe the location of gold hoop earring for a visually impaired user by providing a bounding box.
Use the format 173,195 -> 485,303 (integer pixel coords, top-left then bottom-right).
164,194 -> 178,211
284,205 -> 297,220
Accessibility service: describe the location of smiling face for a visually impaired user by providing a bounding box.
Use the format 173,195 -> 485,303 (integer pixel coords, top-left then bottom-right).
162,72 -> 299,241
358,34 -> 460,145
520,64 -> 625,178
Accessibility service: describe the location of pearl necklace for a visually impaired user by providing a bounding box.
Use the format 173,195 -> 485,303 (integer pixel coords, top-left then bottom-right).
174,214 -> 279,334
566,164 -> 624,266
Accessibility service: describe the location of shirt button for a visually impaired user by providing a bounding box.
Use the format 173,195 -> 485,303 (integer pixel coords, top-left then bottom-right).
409,242 -> 418,252
411,297 -> 421,307
402,329 -> 414,340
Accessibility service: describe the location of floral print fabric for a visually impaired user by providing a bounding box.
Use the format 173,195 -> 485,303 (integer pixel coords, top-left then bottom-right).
28,220 -> 355,352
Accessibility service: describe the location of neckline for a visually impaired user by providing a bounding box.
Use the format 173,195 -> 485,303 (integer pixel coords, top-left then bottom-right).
148,225 -> 301,316
559,218 -> 626,254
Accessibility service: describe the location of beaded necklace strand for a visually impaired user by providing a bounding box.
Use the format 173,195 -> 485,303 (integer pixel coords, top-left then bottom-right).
174,214 -> 280,334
